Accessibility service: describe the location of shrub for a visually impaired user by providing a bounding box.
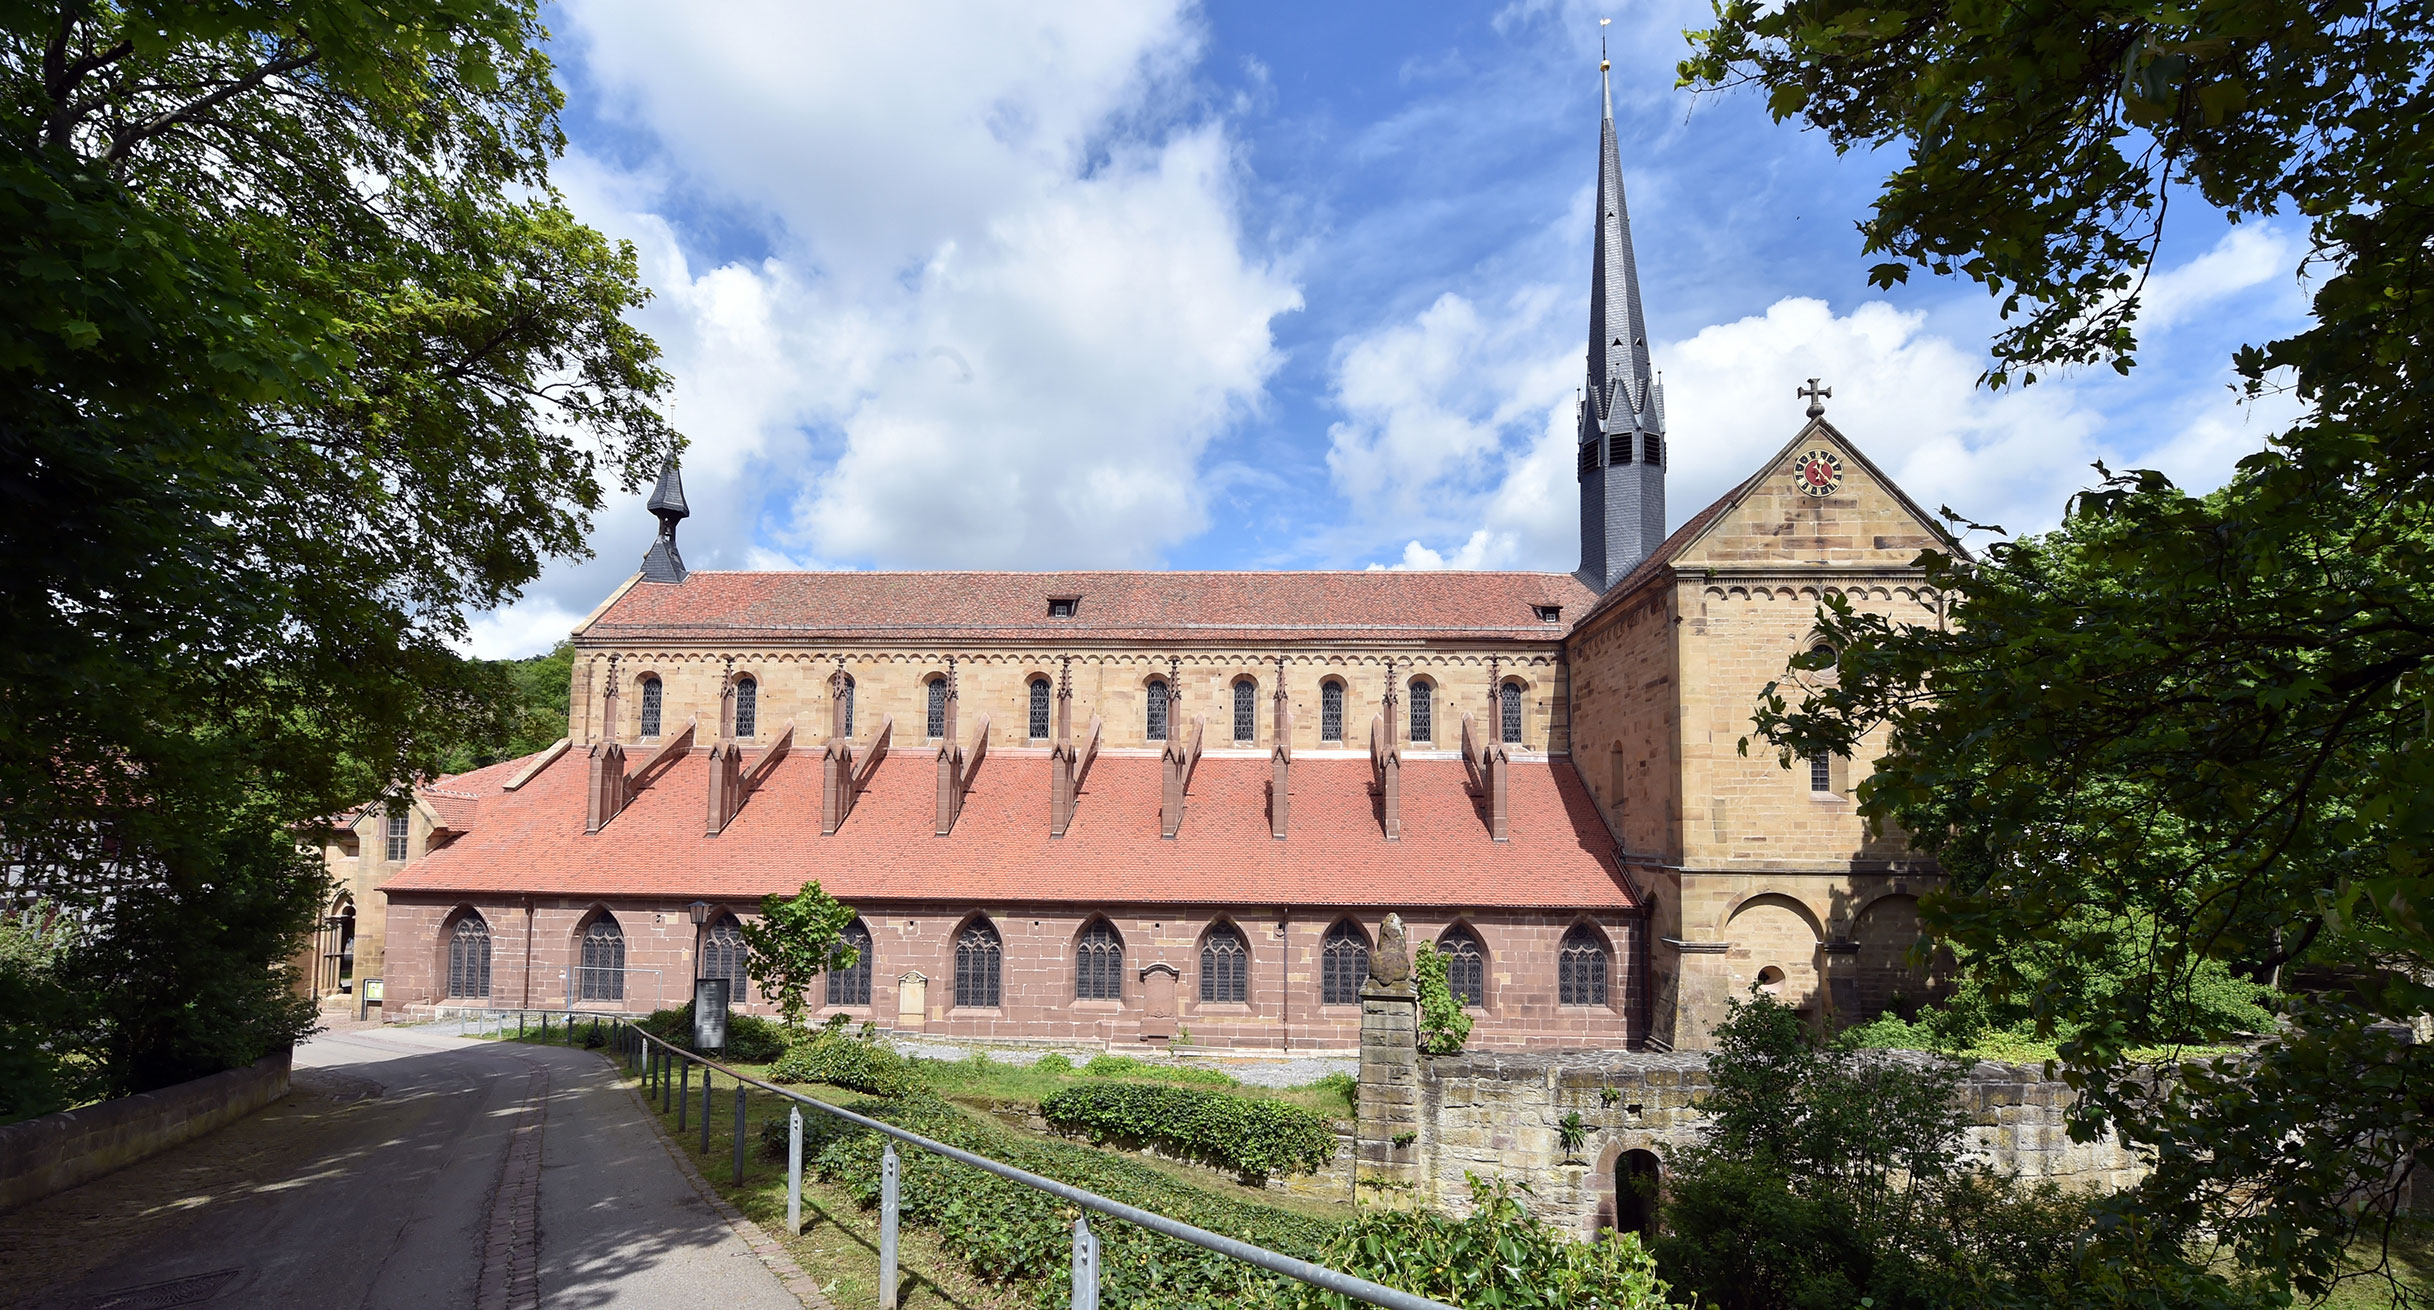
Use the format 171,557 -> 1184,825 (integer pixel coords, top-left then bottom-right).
1311,1071 -> 1356,1116
1040,1082 -> 1336,1183
635,1003 -> 787,1063
1031,1052 -> 1073,1074
1414,943 -> 1472,1055
770,1024 -> 917,1096
1269,1174 -> 1673,1310
1081,1053 -> 1237,1086
808,1090 -> 1337,1309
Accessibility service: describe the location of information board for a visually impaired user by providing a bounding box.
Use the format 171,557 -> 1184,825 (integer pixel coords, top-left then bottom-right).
693,977 -> 730,1051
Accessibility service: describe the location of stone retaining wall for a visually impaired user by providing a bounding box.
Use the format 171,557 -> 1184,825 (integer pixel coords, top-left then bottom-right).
0,1050 -> 292,1211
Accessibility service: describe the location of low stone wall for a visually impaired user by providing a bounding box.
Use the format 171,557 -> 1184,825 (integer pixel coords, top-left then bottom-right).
0,1050 -> 292,1211
1386,1050 -> 2148,1234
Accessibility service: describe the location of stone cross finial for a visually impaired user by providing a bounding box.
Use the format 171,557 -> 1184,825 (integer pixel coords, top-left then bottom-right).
1800,377 -> 1832,419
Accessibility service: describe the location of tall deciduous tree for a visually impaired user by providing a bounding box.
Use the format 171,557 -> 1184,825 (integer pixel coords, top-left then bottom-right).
0,1 -> 673,1107
1686,0 -> 2432,1294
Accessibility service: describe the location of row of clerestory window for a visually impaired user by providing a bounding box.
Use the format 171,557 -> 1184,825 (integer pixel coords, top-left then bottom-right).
624,670 -> 1527,748
441,910 -> 1613,1010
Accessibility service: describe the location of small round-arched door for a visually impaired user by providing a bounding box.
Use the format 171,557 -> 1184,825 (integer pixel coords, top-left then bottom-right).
1616,1149 -> 1661,1238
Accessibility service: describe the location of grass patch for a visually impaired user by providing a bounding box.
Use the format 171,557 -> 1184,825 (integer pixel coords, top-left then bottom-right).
2316,1216 -> 2434,1310
910,1049 -> 1353,1122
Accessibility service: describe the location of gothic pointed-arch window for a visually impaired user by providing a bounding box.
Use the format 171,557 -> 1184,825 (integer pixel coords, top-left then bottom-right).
1145,678 -> 1169,742
1232,678 -> 1257,742
1028,677 -> 1052,739
1437,926 -> 1486,1008
926,676 -> 948,739
701,914 -> 748,1003
1075,920 -> 1124,1001
955,918 -> 1002,1008
640,675 -> 664,739
734,676 -> 758,738
827,917 -> 874,1006
1320,680 -> 1345,742
842,674 -> 856,737
1499,681 -> 1523,744
1559,924 -> 1609,1006
1409,679 -> 1433,743
446,913 -> 491,999
578,915 -> 626,1002
1321,920 -> 1369,1005
1200,922 -> 1248,1003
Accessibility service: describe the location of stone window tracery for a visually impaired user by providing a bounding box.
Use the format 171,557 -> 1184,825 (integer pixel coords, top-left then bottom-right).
446,913 -> 490,1000
1075,920 -> 1124,1001
640,675 -> 664,739
1438,926 -> 1485,1007
1559,924 -> 1609,1006
827,918 -> 873,1006
701,915 -> 749,1002
1320,680 -> 1345,742
1200,923 -> 1248,1003
1145,678 -> 1169,742
955,918 -> 1002,1008
578,916 -> 626,1002
734,676 -> 758,738
1028,677 -> 1052,739
1321,919 -> 1369,1005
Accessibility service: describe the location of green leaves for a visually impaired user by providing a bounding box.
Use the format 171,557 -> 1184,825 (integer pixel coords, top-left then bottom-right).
1295,1176 -> 1674,1310
1414,942 -> 1474,1054
736,881 -> 859,1033
1040,1082 -> 1338,1184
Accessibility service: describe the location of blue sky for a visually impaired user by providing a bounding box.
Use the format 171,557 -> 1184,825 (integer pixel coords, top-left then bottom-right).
468,1 -> 2309,657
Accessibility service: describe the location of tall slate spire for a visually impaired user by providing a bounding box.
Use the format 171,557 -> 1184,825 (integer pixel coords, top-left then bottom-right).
639,459 -> 690,583
1576,45 -> 1667,592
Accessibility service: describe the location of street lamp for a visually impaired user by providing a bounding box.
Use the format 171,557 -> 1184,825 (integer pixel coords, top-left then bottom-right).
687,901 -> 712,987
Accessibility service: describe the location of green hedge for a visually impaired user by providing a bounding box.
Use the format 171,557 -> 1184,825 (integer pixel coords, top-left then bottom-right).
809,1090 -> 1337,1309
637,1003 -> 789,1063
1039,1082 -> 1337,1182
1081,1053 -> 1238,1086
769,1023 -> 917,1096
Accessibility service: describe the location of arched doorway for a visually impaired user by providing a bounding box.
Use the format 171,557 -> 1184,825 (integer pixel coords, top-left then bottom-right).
321,897 -> 356,995
1615,1149 -> 1661,1238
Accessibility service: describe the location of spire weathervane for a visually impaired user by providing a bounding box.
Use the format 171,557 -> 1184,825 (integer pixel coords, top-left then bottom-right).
1800,377 -> 1832,419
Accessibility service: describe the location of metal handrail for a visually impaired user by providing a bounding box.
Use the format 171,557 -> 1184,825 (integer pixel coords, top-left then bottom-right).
619,1022 -> 1455,1310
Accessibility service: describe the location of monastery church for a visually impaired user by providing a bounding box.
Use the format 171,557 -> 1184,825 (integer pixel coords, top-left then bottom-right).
313,66 -> 1956,1052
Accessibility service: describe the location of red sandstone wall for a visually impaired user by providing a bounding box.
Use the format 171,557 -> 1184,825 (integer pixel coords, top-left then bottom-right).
384,895 -> 1644,1050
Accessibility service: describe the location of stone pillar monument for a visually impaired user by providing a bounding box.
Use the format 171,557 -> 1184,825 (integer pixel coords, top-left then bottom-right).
1356,913 -> 1422,1202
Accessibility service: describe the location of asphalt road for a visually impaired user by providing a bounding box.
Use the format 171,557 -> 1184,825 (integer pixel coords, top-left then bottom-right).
0,1025 -> 807,1309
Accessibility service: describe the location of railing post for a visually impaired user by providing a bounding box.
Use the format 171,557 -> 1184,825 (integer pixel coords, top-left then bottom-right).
518,1012 -> 525,1039
701,1067 -> 713,1154
1070,1215 -> 1099,1310
678,1061 -> 689,1131
787,1106 -> 804,1237
733,1085 -> 748,1186
880,1143 -> 900,1310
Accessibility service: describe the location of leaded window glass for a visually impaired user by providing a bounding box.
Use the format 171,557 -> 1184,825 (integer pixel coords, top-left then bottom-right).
1321,920 -> 1369,1005
1321,681 -> 1344,742
1075,920 -> 1123,1001
1499,682 -> 1523,744
1200,923 -> 1248,1003
926,678 -> 948,739
1810,750 -> 1833,793
386,813 -> 408,862
1559,925 -> 1609,1006
1438,926 -> 1485,1007
1409,680 -> 1432,742
842,674 -> 856,737
702,916 -> 748,1003
827,918 -> 873,1006
955,919 -> 1002,1008
640,675 -> 663,738
578,917 -> 626,1002
1145,678 -> 1169,742
734,676 -> 758,738
1028,678 -> 1052,739
1232,679 -> 1257,742
447,914 -> 491,999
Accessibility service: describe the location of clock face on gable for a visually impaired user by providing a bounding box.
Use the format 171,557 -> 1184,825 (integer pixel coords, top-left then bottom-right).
1792,449 -> 1844,497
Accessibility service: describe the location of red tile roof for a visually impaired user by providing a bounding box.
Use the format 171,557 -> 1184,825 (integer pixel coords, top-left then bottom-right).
384,745 -> 1636,911
418,753 -> 550,832
580,570 -> 1600,645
